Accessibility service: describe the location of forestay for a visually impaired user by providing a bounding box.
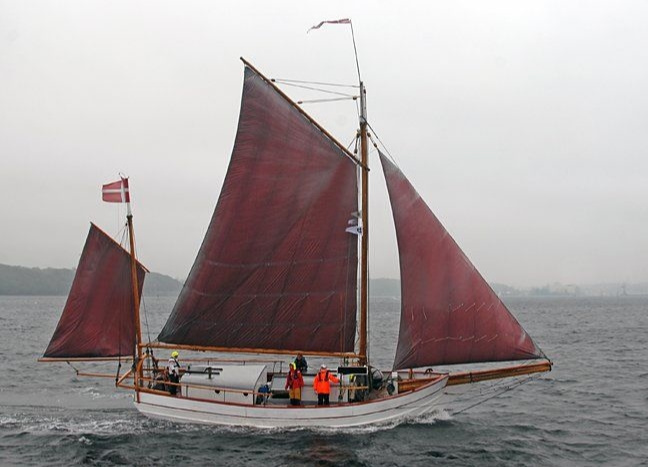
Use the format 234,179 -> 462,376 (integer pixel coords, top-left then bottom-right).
380,153 -> 544,370
158,66 -> 359,354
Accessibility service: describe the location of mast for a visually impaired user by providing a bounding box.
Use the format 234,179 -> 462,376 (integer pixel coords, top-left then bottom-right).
358,82 -> 369,365
124,180 -> 143,394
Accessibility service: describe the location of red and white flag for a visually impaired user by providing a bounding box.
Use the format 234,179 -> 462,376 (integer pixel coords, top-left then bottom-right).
307,18 -> 351,33
102,177 -> 130,203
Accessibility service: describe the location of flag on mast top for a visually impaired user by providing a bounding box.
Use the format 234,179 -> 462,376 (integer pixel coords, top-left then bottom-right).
307,18 -> 351,33
306,18 -> 361,84
102,177 -> 130,204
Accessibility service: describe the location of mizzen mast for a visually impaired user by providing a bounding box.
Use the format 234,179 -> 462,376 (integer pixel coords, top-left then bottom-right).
119,178 -> 144,395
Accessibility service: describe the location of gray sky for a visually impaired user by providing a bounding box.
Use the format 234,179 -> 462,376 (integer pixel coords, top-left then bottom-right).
1,1 -> 647,287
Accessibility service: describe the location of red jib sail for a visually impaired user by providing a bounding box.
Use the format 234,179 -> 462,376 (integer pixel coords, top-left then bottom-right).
157,65 -> 359,353
43,223 -> 146,359
380,153 -> 544,370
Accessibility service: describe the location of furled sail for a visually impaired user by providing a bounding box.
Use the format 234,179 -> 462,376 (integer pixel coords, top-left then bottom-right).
380,153 -> 544,370
42,223 -> 146,359
158,66 -> 359,354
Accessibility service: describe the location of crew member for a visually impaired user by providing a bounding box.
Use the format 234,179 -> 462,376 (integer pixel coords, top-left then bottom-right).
285,362 -> 304,406
167,350 -> 181,396
313,364 -> 339,406
294,353 -> 308,373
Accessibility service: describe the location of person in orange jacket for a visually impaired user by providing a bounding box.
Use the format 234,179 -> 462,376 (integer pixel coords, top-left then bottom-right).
285,362 -> 304,406
313,364 -> 339,406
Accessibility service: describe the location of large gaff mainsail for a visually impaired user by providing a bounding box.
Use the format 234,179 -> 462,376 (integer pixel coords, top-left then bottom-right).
157,65 -> 359,355
379,153 -> 545,371
42,223 -> 146,360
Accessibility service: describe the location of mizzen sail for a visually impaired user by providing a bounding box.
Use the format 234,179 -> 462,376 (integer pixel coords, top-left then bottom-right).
380,153 -> 544,370
158,65 -> 359,354
42,223 -> 146,359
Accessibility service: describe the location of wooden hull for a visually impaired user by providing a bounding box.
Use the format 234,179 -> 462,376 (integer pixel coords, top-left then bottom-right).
133,375 -> 447,428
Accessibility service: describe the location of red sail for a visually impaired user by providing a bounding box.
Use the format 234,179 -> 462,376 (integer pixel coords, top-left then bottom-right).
157,66 -> 358,353
380,153 -> 544,370
43,223 -> 146,359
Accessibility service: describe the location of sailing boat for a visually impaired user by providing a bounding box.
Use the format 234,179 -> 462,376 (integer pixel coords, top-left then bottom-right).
41,58 -> 551,428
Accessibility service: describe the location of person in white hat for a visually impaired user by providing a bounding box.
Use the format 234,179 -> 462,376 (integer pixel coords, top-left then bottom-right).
312,364 -> 339,405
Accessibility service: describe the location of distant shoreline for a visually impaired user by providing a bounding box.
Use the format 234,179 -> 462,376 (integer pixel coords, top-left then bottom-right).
0,263 -> 644,297
0,263 -> 182,297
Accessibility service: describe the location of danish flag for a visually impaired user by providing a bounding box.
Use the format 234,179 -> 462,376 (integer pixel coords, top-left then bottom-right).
102,177 -> 130,203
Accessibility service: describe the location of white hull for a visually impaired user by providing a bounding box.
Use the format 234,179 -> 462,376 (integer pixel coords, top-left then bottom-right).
134,376 -> 448,428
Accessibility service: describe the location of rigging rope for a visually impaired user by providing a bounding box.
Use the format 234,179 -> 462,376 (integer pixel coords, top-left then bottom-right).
66,360 -> 80,375
129,220 -> 153,350
142,298 -> 152,344
367,122 -> 399,167
366,250 -> 370,365
274,81 -> 354,97
273,78 -> 358,89
346,134 -> 359,152
298,96 -> 357,105
118,224 -> 129,249
450,373 -> 542,416
115,359 -> 122,384
342,223 -> 353,357
349,21 -> 362,84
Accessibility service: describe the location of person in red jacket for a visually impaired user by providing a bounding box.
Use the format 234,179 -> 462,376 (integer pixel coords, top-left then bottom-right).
312,364 -> 339,406
285,362 -> 304,406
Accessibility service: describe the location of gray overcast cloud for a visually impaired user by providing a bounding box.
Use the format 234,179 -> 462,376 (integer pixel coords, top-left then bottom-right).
1,1 -> 647,287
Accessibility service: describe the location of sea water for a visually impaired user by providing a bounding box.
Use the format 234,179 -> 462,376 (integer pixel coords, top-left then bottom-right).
1,295 -> 647,466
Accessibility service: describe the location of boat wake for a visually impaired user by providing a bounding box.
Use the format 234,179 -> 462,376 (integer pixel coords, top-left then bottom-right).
0,410 -> 147,436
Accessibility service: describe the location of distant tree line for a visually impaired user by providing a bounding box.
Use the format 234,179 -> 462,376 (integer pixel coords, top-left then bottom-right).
0,263 -> 182,296
0,265 -> 402,298
5,263 -> 639,297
